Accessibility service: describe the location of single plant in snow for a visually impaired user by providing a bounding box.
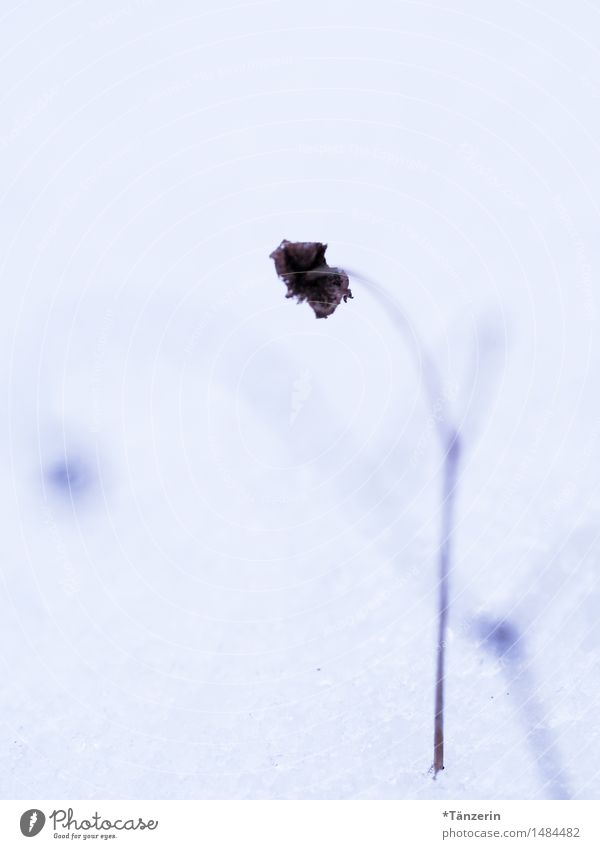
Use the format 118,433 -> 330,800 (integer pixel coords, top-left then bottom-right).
271,239 -> 460,778
269,239 -> 353,319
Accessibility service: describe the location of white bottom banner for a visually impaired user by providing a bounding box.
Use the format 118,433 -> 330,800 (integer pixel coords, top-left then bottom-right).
1,800 -> 598,848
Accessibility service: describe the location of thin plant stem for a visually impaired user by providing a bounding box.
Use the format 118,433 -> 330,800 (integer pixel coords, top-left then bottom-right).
433,432 -> 460,777
347,269 -> 461,777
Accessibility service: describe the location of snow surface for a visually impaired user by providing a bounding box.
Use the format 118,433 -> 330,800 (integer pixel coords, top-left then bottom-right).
0,0 -> 599,800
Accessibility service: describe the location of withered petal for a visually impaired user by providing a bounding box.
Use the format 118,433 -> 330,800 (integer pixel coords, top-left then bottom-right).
270,239 -> 352,319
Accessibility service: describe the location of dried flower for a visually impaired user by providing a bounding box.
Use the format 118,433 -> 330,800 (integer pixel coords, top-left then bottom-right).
269,239 -> 353,319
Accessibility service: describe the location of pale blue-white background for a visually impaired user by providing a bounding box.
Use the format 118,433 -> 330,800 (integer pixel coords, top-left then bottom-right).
1,0 -> 599,799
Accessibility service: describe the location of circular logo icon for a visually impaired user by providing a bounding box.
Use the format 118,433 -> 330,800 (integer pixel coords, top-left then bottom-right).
19,809 -> 46,837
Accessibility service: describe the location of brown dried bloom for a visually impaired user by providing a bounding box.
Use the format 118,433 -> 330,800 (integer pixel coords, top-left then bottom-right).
270,239 -> 352,319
